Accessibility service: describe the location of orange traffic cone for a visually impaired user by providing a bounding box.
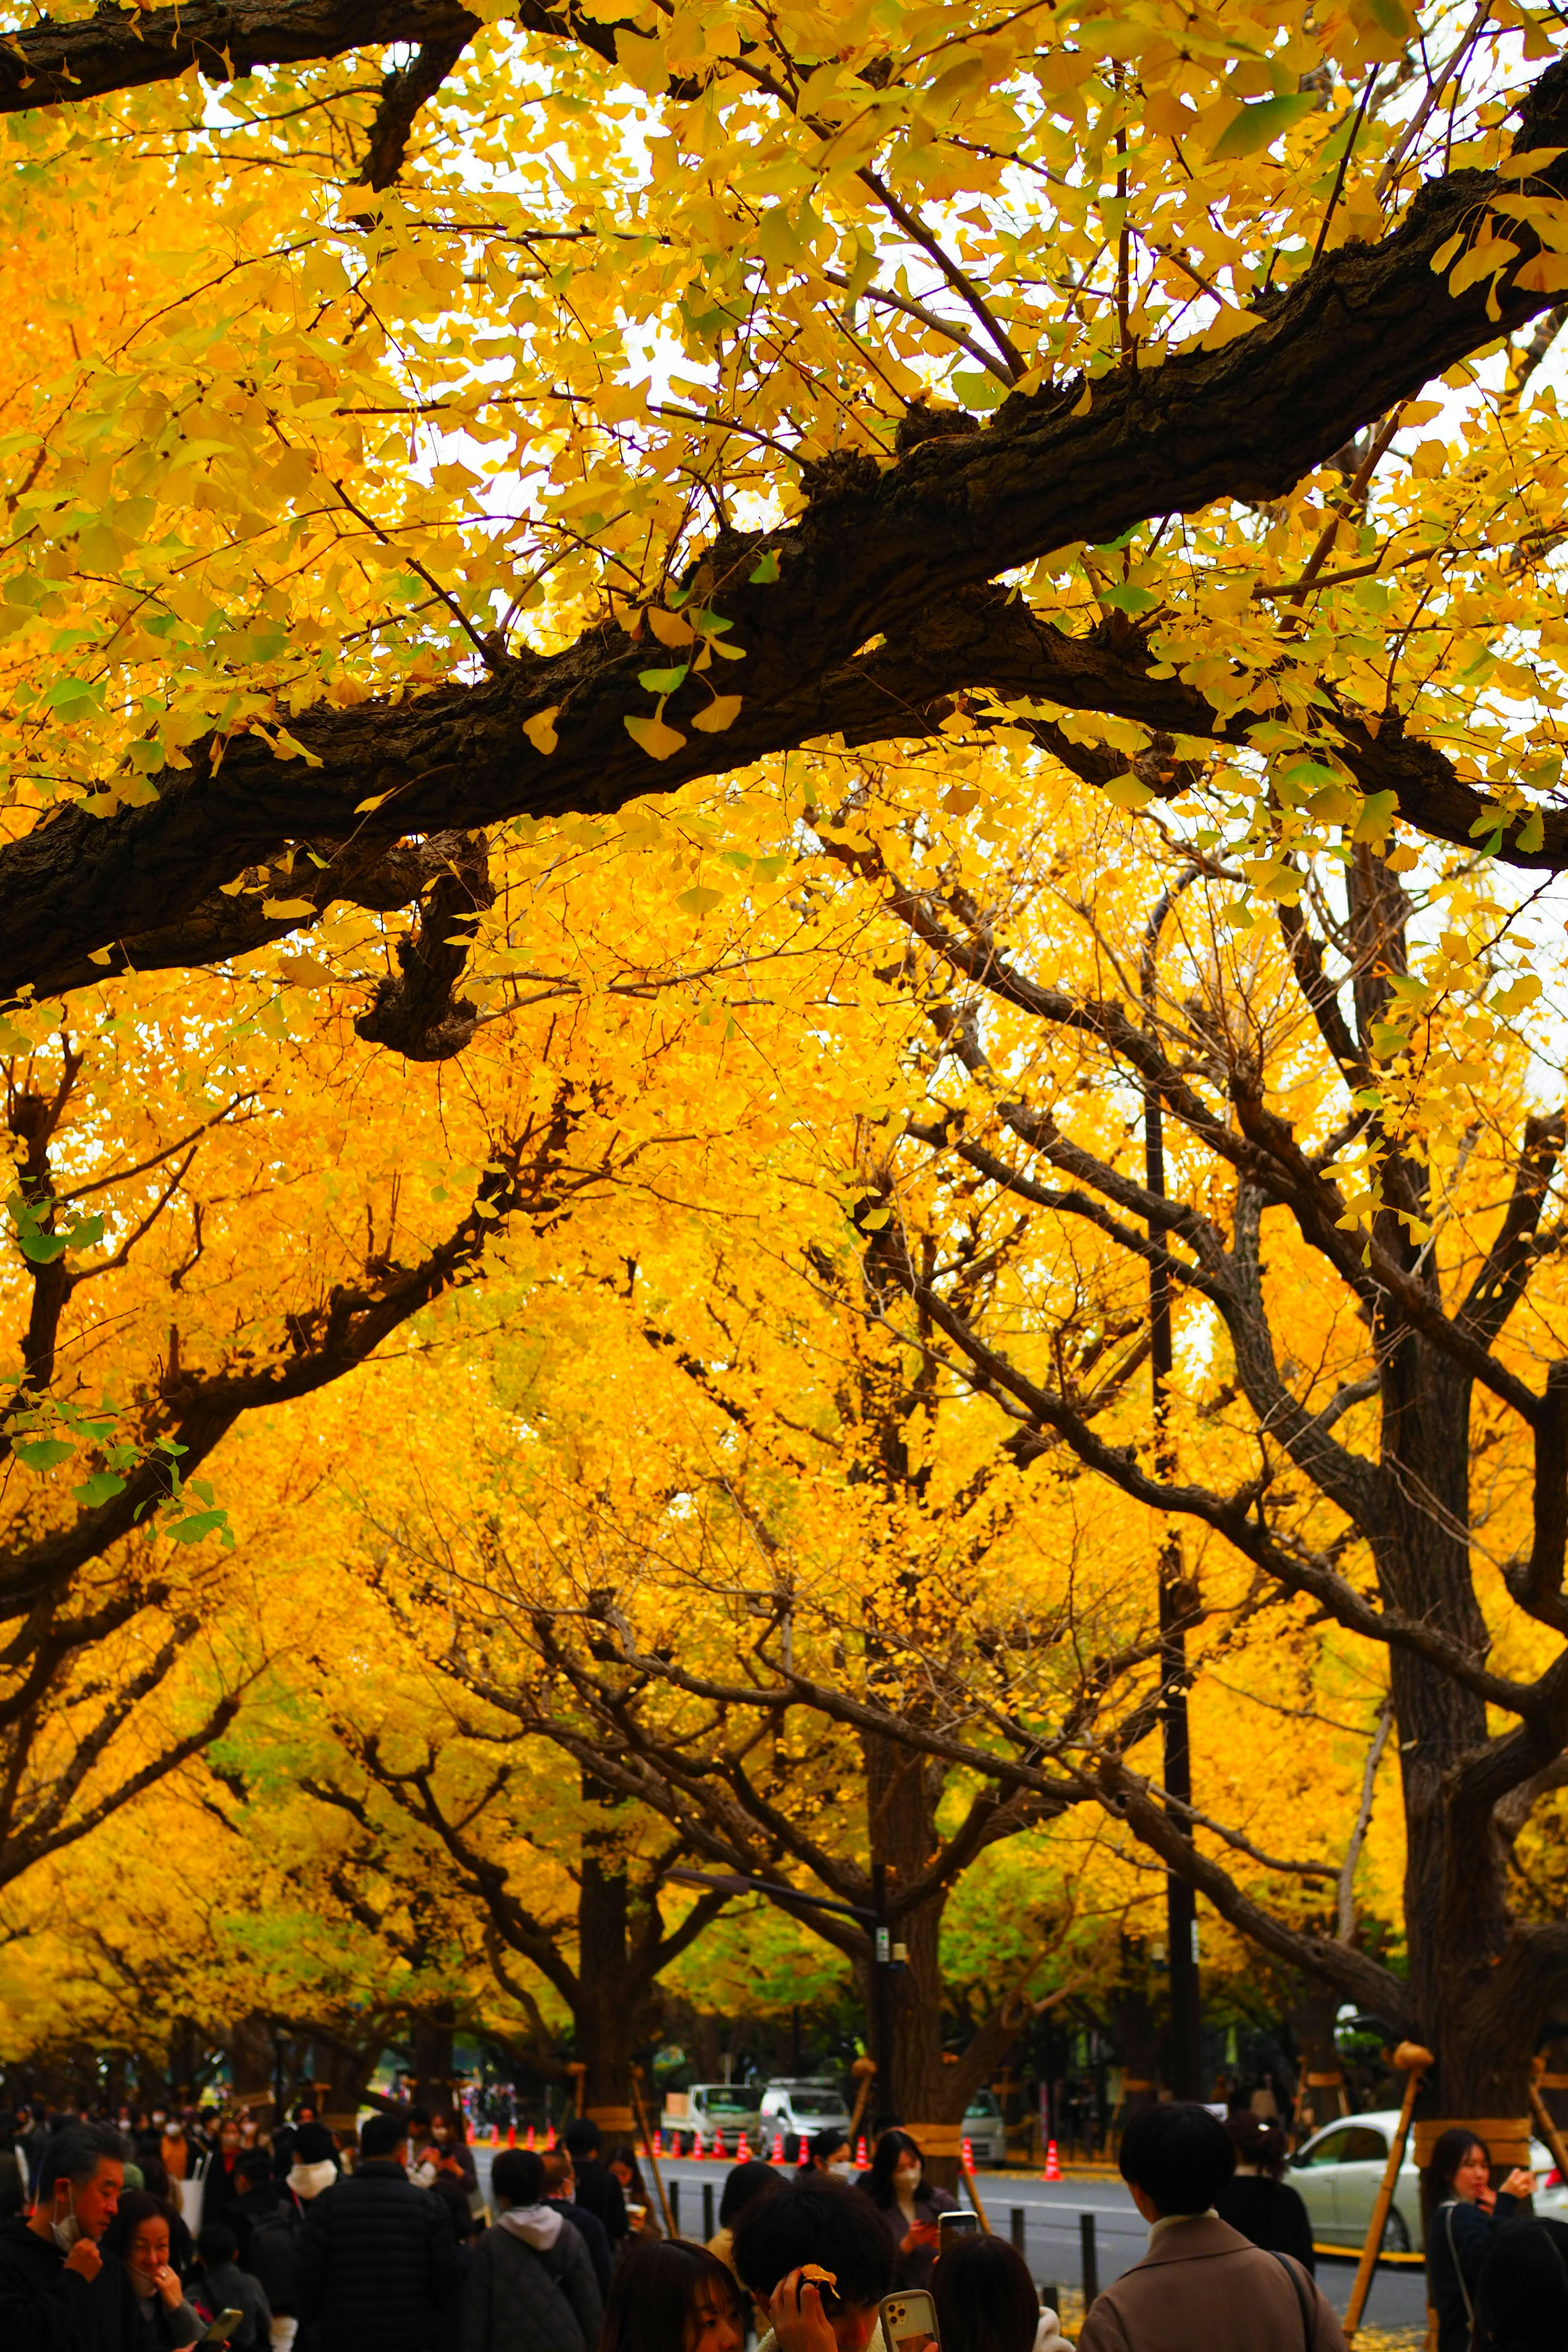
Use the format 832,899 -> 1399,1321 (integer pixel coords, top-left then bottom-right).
855,2138 -> 868,2167
737,2132 -> 751,2162
1044,2140 -> 1062,2182
545,2125 -> 556,2151
526,2124 -> 536,2151
713,2130 -> 726,2161
654,2129 -> 664,2157
507,2122 -> 516,2147
962,2137 -> 974,2171
773,2131 -> 785,2163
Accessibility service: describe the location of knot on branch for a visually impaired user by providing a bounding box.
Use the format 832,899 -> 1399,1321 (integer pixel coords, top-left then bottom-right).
895,399 -> 981,455
355,834 -> 494,1062
800,448 -> 882,506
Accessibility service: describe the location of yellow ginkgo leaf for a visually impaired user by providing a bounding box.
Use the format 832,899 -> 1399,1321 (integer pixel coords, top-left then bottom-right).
624,711 -> 687,760
524,706 -> 561,755
691,695 -> 743,733
647,608 -> 695,648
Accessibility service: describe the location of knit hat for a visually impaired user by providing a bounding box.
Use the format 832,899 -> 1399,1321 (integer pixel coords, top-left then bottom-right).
294,2123 -> 337,2165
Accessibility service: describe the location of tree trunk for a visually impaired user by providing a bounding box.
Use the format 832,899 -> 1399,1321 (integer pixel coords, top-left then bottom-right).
228,2012 -> 278,2125
575,1794 -> 637,2122
408,2004 -> 456,2115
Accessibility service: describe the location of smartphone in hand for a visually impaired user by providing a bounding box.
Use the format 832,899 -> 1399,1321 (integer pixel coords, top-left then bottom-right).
881,2290 -> 940,2352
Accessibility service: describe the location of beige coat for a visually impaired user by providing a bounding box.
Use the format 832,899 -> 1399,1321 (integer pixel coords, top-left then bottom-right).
1076,2214 -> 1347,2352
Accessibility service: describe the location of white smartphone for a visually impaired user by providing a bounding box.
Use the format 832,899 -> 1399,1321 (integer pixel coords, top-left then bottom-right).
880,2290 -> 940,2352
204,2314 -> 244,2346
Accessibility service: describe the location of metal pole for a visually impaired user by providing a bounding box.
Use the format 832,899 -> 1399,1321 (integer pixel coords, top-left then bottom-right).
1143,876 -> 1203,2104
669,2180 -> 682,2236
703,2180 -> 715,2240
1079,2211 -> 1099,2307
1010,2207 -> 1026,2254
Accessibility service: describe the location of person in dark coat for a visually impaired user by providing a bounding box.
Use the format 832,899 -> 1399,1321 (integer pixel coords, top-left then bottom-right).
560,2122 -> 628,2251
189,2222 -> 273,2352
0,2122 -> 140,2352
1214,2112 -> 1315,2272
102,2196 -> 203,2352
857,2131 -> 957,2290
294,2109 -> 459,2352
463,2149 -> 601,2352
541,2152 -> 612,2300
1472,2218 -> 1568,2352
1424,2127 -> 1534,2352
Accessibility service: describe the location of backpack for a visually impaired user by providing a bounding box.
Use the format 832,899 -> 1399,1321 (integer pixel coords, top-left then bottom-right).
246,2201 -> 303,2311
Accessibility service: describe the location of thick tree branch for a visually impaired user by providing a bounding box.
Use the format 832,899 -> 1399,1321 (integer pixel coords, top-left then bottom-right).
12,69 -> 1568,992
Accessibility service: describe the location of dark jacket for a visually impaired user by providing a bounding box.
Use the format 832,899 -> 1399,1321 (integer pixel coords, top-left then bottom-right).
565,2163 -> 626,2250
1428,2192 -> 1523,2352
1077,2216 -> 1345,2352
192,2258 -> 273,2352
228,2185 -> 304,2313
295,2160 -> 459,2352
461,2218 -> 601,2352
547,2201 -> 610,2301
0,2219 -> 142,2352
1215,2175 -> 1316,2274
859,2182 -> 959,2290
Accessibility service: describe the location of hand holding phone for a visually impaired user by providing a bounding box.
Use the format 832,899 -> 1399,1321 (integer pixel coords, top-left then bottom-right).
938,2212 -> 979,2252
880,2289 -> 940,2352
203,2311 -> 244,2345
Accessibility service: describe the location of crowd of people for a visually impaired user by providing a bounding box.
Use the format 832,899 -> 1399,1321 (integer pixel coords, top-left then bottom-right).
1,2095 -> 1565,2352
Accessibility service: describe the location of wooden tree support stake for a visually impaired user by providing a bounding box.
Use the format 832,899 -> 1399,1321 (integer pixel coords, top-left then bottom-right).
1345,2040 -> 1431,2343
631,2065 -> 676,2239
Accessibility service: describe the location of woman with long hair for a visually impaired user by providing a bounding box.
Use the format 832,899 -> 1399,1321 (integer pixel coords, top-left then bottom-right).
1214,2112 -> 1314,2272
104,2192 -> 204,2350
1424,2127 -> 1535,2352
598,2239 -> 744,2352
858,2130 -> 956,2289
607,2144 -> 662,2240
932,2234 -> 1064,2352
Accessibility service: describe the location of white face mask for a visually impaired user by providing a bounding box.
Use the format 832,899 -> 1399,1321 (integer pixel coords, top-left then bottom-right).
894,2165 -> 922,2191
51,2185 -> 81,2252
829,2160 -> 857,2177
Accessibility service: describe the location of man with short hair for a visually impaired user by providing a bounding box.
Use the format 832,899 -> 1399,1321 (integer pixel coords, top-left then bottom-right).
294,2109 -> 459,2352
540,2152 -> 612,2299
1077,2104 -> 1346,2352
559,2122 -> 626,2250
733,2175 -> 892,2352
466,2149 -> 602,2352
0,2122 -> 138,2351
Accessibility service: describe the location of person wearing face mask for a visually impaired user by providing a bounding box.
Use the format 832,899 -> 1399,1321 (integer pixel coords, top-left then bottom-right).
0,2121 -> 140,2352
796,2131 -> 856,2185
102,2196 -> 202,2352
1425,2127 -> 1536,2352
858,2132 -> 956,2290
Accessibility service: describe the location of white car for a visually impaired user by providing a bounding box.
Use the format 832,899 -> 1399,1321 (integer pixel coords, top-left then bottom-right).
1290,2112 -> 1568,2254
759,2079 -> 852,2160
961,2089 -> 1008,2167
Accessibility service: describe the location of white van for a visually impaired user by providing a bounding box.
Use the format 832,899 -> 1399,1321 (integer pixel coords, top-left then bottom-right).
758,2079 -> 853,2160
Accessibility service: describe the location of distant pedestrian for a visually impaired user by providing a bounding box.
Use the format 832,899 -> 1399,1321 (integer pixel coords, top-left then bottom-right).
1076,2104 -> 1345,2352
606,2145 -> 662,2240
561,2121 -> 628,2250
707,2160 -> 783,2274
600,2241 -> 743,2352
0,2121 -> 138,2352
858,2131 -> 956,2290
0,2112 -> 27,2219
932,2234 -> 1065,2352
1215,2113 -> 1314,2273
462,2149 -> 601,2352
1471,2216 -> 1568,2350
795,2131 -> 854,2183
191,2221 -> 273,2352
1424,2127 -> 1535,2352
103,2192 -> 203,2350
294,2109 -> 459,2352
541,2152 -> 612,2299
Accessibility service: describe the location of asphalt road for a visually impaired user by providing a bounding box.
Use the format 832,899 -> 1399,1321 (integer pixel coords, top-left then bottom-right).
471,2148 -> 1430,2331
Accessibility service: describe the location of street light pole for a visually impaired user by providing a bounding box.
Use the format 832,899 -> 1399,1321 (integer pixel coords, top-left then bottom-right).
872,1861 -> 895,2126
1142,876 -> 1202,2103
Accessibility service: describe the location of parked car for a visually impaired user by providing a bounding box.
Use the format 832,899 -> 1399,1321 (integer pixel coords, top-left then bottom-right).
1290,2113 -> 1568,2254
660,2082 -> 764,2155
759,2080 -> 853,2160
961,2089 -> 1007,2167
